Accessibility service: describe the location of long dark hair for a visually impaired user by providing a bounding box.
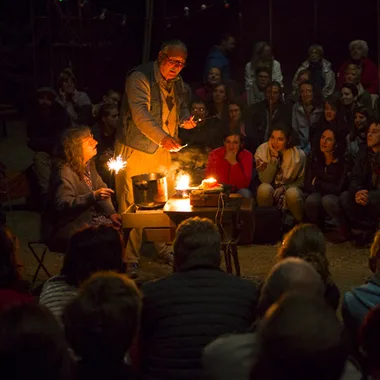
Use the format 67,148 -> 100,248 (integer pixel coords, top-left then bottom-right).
313,125 -> 346,163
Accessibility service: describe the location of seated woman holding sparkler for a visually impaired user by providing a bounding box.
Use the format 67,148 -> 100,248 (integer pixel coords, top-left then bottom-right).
255,123 -> 306,223
205,132 -> 253,198
43,126 -> 121,252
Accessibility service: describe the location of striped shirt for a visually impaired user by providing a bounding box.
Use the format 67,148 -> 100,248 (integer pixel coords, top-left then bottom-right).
39,274 -> 78,324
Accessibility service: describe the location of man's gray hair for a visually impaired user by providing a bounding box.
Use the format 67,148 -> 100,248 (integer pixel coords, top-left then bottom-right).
160,39 -> 188,54
349,40 -> 369,57
258,257 -> 324,316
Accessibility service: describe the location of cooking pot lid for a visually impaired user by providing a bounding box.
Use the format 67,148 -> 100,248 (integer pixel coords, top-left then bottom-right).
131,172 -> 166,182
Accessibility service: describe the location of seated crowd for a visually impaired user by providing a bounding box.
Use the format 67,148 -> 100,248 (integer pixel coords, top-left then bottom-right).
1,218 -> 380,380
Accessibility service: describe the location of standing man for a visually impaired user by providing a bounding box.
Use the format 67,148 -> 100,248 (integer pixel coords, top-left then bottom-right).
115,40 -> 196,276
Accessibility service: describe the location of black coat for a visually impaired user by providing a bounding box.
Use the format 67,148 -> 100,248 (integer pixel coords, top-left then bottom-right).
140,260 -> 258,380
304,154 -> 349,196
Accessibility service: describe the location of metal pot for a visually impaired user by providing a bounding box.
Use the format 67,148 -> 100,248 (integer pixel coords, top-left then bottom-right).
131,173 -> 168,209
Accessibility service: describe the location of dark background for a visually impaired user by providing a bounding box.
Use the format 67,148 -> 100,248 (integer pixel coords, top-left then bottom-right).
0,0 -> 378,107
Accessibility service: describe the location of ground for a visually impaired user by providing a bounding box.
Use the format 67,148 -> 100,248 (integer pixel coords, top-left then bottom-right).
0,120 -> 371,300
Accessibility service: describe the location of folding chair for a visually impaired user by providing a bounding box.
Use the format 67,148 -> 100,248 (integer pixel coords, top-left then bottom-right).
28,241 -> 52,284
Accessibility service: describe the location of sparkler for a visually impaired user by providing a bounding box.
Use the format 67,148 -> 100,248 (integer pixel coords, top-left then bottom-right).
175,173 -> 191,190
107,155 -> 127,174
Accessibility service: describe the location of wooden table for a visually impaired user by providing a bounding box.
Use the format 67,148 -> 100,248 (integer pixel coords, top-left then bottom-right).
122,196 -> 253,275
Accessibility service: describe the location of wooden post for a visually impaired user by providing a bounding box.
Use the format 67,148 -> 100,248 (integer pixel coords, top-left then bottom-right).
142,0 -> 154,63
268,0 -> 273,46
313,0 -> 318,40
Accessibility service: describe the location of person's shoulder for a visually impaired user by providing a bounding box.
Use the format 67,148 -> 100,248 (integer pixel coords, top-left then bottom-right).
241,149 -> 253,158
141,273 -> 177,294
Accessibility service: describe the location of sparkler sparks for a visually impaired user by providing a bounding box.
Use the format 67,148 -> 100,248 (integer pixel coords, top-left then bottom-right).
175,173 -> 191,190
107,155 -> 127,174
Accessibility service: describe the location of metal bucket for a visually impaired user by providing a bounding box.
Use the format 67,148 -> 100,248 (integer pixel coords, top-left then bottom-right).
131,173 -> 168,209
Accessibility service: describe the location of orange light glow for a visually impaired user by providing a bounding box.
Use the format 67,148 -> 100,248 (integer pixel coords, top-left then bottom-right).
176,174 -> 191,190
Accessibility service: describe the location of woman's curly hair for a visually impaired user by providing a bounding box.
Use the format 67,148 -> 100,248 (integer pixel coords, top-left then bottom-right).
58,126 -> 92,179
277,223 -> 331,285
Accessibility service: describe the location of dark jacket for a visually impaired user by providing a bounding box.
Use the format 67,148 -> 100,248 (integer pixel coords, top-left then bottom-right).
140,256 -> 258,380
27,101 -> 71,154
245,101 -> 292,154
117,61 -> 189,154
304,154 -> 348,196
43,161 -> 115,252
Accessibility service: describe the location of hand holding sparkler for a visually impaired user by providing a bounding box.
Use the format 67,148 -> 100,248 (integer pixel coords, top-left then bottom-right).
181,115 -> 197,130
107,155 -> 127,174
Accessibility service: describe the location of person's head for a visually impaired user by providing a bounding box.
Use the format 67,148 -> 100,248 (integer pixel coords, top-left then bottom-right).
318,126 -> 346,160
349,40 -> 369,61
368,231 -> 380,273
324,97 -> 340,122
344,64 -> 361,85
63,272 -> 141,367
173,217 -> 221,270
103,89 -> 120,106
36,87 -> 57,109
98,103 -> 119,130
257,257 -> 324,317
0,225 -> 19,289
223,132 -> 244,153
354,106 -> 371,130
256,66 -> 271,90
191,99 -> 208,122
277,224 -> 331,286
212,83 -> 228,104
57,68 -> 77,95
219,33 -> 235,53
296,69 -> 311,86
269,123 -> 296,153
252,293 -> 347,380
252,41 -> 273,63
367,122 -> 380,152
341,83 -> 358,107
228,100 -> 243,122
0,303 -> 73,380
308,44 -> 324,63
61,225 -> 124,287
158,39 -> 187,80
265,81 -> 282,105
299,80 -> 314,105
59,126 -> 97,178
360,304 -> 380,377
207,67 -> 222,86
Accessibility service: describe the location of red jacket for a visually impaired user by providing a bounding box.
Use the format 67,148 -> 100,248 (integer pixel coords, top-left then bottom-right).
337,58 -> 378,94
206,147 -> 253,190
0,288 -> 33,311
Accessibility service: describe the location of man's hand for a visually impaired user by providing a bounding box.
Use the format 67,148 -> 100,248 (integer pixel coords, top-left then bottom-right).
225,151 -> 238,165
93,187 -> 114,201
273,186 -> 286,202
182,116 -> 197,130
355,189 -> 369,206
110,213 -> 122,228
255,158 -> 267,172
160,136 -> 182,152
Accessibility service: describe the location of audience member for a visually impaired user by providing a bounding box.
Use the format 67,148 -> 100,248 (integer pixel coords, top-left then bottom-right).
0,303 -> 74,380
304,126 -> 348,233
42,126 -> 121,252
341,122 -> 380,243
92,103 -> 119,186
27,87 -> 71,203
288,68 -> 311,105
206,132 -> 253,198
93,89 -> 121,118
228,99 -> 246,134
343,231 -> 380,346
0,225 -> 32,310
207,83 -> 230,132
359,304 -> 380,379
255,123 -> 306,223
337,40 -> 378,94
249,66 -> 272,105
293,44 -> 335,99
292,80 -> 323,155
250,293 -> 348,380
40,224 -> 125,323
195,67 -> 222,101
202,258 -> 324,380
245,81 -> 291,153
277,223 -> 340,310
140,217 -> 258,380
204,34 -> 235,81
343,64 -> 373,112
56,68 -> 92,125
63,272 -> 141,380
245,41 -> 283,105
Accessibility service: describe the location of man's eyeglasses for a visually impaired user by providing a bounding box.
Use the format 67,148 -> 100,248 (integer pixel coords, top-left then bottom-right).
163,53 -> 186,68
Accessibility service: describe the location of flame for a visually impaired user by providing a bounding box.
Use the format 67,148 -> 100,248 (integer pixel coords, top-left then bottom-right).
176,174 -> 191,190
107,155 -> 127,174
203,177 -> 217,184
